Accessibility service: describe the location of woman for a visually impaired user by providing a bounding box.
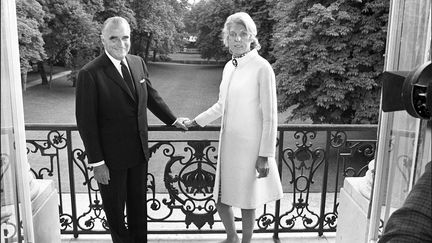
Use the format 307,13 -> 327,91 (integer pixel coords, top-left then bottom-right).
184,12 -> 283,243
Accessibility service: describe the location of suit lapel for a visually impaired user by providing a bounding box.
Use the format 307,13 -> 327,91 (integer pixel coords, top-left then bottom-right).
101,53 -> 136,102
126,55 -> 143,100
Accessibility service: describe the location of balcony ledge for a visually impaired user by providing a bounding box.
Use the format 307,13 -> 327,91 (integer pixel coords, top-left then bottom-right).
61,232 -> 336,243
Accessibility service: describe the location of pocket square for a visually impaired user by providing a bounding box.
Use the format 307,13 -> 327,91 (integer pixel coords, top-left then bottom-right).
139,79 -> 146,83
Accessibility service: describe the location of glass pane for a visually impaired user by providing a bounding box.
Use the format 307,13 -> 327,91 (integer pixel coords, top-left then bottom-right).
369,0 -> 431,241
1,1 -> 35,241
1,52 -> 23,243
383,0 -> 431,209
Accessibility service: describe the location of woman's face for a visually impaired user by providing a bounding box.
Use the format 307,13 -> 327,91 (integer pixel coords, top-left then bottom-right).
227,23 -> 252,56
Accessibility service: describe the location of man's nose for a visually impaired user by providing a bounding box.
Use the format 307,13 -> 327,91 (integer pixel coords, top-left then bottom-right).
119,40 -> 127,47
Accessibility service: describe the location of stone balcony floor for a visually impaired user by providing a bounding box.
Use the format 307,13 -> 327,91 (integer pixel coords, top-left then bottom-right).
59,192 -> 337,243
61,232 -> 336,243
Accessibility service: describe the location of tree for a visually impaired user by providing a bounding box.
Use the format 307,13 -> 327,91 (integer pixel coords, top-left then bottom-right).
94,0 -> 135,27
131,0 -> 188,62
184,2 -> 199,38
37,0 -> 101,86
272,0 -> 388,124
236,0 -> 276,62
16,0 -> 46,91
192,0 -> 235,61
67,0 -> 104,86
190,0 -> 274,61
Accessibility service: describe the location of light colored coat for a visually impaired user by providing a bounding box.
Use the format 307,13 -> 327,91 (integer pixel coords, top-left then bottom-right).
195,49 -> 283,209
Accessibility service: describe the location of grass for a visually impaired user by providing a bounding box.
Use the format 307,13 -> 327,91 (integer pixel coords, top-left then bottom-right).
23,61 -> 226,193
26,65 -> 69,83
23,57 -> 297,193
23,62 -> 225,124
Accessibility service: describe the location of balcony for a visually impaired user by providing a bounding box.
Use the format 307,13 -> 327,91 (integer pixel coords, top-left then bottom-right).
24,124 -> 377,242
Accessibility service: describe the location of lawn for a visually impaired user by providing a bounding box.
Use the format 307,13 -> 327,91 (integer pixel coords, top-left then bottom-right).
24,62 -> 225,193
23,60 -> 297,193
23,62 -> 224,124
23,62 -> 294,124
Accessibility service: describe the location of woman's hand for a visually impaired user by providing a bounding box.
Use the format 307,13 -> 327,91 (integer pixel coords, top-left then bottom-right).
183,119 -> 198,128
255,156 -> 269,178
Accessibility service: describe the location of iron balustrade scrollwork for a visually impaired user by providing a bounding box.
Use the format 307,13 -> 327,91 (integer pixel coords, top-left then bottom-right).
24,124 -> 377,239
155,141 -> 217,230
1,152 -> 19,242
72,147 -> 108,232
1,217 -> 18,241
278,130 -> 325,232
26,129 -> 67,179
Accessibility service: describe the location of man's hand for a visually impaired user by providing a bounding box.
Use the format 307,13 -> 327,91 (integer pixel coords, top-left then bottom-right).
183,119 -> 198,128
93,163 -> 110,185
255,156 -> 269,178
173,117 -> 189,131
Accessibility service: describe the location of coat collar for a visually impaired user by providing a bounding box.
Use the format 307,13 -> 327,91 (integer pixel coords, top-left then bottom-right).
231,49 -> 258,68
126,55 -> 143,101
99,53 -> 137,102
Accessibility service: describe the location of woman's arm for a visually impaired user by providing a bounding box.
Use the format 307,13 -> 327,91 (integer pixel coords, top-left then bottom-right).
193,68 -> 229,127
258,63 -> 278,157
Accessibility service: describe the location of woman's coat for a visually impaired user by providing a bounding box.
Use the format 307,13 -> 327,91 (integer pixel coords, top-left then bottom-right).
195,49 -> 283,209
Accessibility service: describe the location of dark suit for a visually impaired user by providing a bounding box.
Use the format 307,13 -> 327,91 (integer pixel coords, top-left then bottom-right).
76,53 -> 176,242
379,162 -> 432,243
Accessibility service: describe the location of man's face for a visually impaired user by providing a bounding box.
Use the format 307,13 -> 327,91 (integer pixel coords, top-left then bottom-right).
101,22 -> 130,61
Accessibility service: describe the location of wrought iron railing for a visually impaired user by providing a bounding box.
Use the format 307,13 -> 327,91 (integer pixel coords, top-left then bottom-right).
25,124 -> 377,239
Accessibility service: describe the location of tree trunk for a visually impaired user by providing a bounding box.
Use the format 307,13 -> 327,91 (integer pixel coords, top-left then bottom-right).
38,61 -> 48,85
152,50 -> 157,62
144,32 -> 153,63
48,63 -> 53,89
71,67 -> 77,87
21,71 -> 27,92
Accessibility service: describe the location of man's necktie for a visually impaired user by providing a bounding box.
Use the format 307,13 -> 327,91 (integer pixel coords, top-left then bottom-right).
120,61 -> 136,98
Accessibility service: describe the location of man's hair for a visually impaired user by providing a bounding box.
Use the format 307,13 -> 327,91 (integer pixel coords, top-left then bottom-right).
221,12 -> 260,50
101,16 -> 130,35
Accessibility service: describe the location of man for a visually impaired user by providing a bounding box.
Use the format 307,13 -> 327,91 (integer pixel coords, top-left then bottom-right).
75,16 -> 187,243
378,161 -> 431,243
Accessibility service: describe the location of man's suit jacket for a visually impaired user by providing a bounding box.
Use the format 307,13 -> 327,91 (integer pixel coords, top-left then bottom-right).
76,53 -> 176,169
379,162 -> 432,242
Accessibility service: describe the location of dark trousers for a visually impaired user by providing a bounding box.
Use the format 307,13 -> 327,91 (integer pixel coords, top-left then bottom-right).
99,162 -> 148,243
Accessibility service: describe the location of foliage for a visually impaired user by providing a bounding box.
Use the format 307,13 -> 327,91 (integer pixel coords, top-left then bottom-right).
16,0 -> 46,73
154,0 -> 188,54
37,0 -> 100,66
80,0 -> 104,15
188,0 -> 275,62
272,0 -> 388,124
94,0 -> 135,27
236,0 -> 276,62
14,0 -> 390,124
191,0 -> 235,61
15,0 -> 188,83
131,0 -> 188,60
183,3 -> 199,37
35,0 -> 101,85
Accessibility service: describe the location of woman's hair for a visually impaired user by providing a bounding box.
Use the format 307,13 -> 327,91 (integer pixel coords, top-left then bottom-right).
222,12 -> 261,51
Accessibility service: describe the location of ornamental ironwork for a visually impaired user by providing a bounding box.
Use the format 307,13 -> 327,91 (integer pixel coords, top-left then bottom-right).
24,124 -> 378,237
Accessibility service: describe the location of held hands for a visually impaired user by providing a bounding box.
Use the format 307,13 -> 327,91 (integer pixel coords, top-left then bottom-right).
255,156 -> 269,178
183,118 -> 198,128
93,163 -> 110,185
173,117 -> 189,130
173,117 -> 198,130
